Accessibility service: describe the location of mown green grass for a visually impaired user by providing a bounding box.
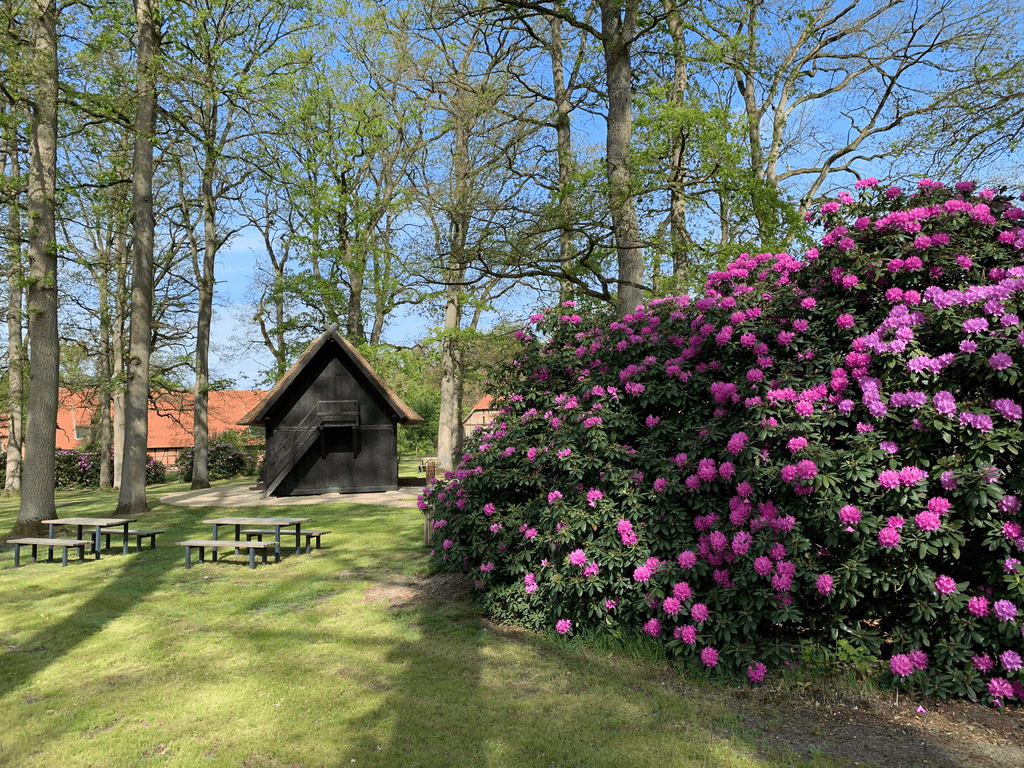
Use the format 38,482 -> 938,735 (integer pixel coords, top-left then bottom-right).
0,479 -> 846,768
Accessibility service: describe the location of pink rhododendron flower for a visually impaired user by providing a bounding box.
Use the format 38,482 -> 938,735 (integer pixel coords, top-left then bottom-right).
994,600 -> 1018,622
988,677 -> 1013,703
934,575 -> 957,595
556,619 -> 572,635
633,566 -> 652,582
747,662 -> 767,683
677,550 -> 697,569
839,505 -> 861,525
673,581 -> 692,600
618,519 -> 638,546
973,653 -> 996,672
909,650 -> 929,671
643,618 -> 662,637
990,352 -> 1014,371
890,654 -> 914,677
547,490 -> 562,503
787,436 -> 808,453
754,556 -> 773,576
816,573 -> 835,595
691,603 -> 709,622
878,470 -> 900,489
676,625 -> 697,644
968,596 -> 990,617
701,646 -> 719,667
569,548 -> 587,566
662,597 -> 682,616
916,511 -> 941,532
878,527 -> 901,548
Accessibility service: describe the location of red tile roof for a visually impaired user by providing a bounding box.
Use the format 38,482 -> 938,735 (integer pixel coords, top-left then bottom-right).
51,389 -> 266,450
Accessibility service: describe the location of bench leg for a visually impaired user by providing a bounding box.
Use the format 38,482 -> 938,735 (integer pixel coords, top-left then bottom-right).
199,546 -> 206,564
13,543 -> 20,567
103,533 -> 111,551
261,548 -> 268,565
149,534 -> 157,550
47,544 -> 54,562
78,544 -> 85,563
248,547 -> 256,569
185,546 -> 193,569
32,544 -> 39,564
61,547 -> 69,567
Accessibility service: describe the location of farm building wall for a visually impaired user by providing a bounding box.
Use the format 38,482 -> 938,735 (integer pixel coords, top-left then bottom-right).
263,344 -> 398,495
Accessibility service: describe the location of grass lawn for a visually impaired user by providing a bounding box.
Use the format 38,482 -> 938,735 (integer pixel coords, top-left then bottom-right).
0,479 -> 839,768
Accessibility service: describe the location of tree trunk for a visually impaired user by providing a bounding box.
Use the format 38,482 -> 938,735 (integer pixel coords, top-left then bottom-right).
549,13 -> 576,303
4,119 -> 24,493
437,281 -> 463,473
111,225 -> 128,488
191,150 -> 216,491
97,256 -> 112,489
599,0 -> 644,316
116,0 -> 158,517
665,0 -> 693,287
436,113 -> 471,473
11,0 -> 59,538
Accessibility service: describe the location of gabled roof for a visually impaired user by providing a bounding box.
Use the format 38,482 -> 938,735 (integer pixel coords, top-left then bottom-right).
238,326 -> 423,426
470,394 -> 495,412
46,389 -> 265,451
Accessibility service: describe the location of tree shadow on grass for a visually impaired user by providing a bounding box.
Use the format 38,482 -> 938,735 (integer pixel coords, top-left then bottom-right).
339,574 -> 489,767
0,500 -> 218,702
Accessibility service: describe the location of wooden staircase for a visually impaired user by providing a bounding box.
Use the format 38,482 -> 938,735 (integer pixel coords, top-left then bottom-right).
262,400 -> 359,496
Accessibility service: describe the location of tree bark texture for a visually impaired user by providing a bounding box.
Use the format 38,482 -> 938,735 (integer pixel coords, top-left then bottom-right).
116,0 -> 158,516
599,0 -> 645,316
12,0 -> 59,537
4,121 -> 24,493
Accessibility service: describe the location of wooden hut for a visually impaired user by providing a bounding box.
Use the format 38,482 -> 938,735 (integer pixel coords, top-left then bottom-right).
238,326 -> 423,497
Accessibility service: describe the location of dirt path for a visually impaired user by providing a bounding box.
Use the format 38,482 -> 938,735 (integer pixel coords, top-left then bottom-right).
160,482 -> 421,509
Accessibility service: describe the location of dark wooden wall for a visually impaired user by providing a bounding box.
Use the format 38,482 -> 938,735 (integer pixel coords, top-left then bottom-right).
264,341 -> 399,496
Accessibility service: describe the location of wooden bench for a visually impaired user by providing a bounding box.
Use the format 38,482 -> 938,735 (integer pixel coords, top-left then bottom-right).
100,528 -> 165,552
241,528 -> 329,554
176,539 -> 279,569
8,537 -> 95,567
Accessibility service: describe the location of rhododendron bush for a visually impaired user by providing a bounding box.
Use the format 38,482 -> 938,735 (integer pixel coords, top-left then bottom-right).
421,179 -> 1024,706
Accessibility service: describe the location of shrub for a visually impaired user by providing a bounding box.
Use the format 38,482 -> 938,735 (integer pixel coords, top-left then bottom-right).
13,450 -> 165,489
176,442 -> 255,482
422,178 -> 1024,706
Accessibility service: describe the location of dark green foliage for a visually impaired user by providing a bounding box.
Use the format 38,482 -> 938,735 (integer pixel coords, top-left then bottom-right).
1,450 -> 165,488
176,439 -> 257,483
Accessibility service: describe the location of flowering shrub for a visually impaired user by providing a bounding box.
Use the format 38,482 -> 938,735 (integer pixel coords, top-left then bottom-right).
422,179 -> 1024,706
176,441 -> 256,482
9,450 -> 166,488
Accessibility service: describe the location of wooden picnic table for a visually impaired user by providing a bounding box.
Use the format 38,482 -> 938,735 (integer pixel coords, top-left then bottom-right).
40,517 -> 136,560
201,516 -> 311,558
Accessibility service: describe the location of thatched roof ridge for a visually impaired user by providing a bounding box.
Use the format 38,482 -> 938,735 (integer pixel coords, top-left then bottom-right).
238,326 -> 423,426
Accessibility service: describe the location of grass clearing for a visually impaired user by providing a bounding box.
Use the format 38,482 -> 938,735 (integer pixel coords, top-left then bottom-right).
0,480 -> 844,768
